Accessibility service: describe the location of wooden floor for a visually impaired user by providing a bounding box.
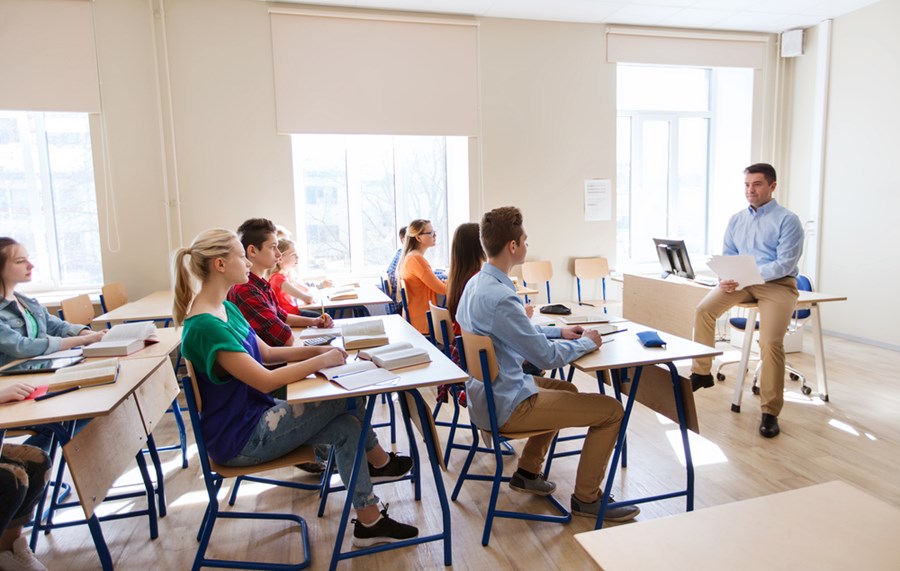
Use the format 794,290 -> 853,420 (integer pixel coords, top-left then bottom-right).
23,332 -> 900,570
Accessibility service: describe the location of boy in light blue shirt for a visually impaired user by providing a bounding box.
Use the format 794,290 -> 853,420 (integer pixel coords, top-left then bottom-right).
456,206 -> 638,522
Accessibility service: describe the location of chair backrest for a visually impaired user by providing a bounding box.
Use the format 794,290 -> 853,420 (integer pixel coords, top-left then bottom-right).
793,274 -> 814,321
521,260 -> 553,284
428,302 -> 454,350
100,282 -> 128,313
399,279 -> 411,323
59,294 -> 95,326
381,273 -> 393,298
185,361 -> 203,414
574,257 -> 610,280
460,331 -> 499,383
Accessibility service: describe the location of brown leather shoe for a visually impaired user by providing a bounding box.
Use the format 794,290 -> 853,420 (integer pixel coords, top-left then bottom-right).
759,413 -> 780,438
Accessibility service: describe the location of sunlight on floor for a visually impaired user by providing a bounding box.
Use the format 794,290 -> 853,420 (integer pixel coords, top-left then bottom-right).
665,429 -> 728,467
828,418 -> 860,436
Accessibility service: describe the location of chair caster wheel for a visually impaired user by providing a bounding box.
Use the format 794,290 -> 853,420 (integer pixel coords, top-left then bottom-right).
789,373 -> 800,381
716,373 -> 726,381
752,386 -> 760,395
801,386 -> 812,396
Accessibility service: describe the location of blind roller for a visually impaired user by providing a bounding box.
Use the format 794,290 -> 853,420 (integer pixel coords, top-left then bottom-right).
270,10 -> 478,136
607,27 -> 770,69
0,0 -> 101,112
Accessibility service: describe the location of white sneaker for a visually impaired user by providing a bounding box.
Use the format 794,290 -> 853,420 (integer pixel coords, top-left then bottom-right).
0,537 -> 47,571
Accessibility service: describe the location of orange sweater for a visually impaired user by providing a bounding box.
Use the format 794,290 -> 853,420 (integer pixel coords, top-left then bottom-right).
400,254 -> 447,334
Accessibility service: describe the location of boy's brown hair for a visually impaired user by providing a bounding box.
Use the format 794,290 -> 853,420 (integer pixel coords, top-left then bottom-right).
480,206 -> 524,257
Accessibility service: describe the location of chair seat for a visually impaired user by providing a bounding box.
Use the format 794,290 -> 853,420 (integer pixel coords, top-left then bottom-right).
210,445 -> 316,479
729,317 -> 760,330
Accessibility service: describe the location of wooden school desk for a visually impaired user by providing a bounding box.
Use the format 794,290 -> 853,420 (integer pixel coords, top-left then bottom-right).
621,273 -> 847,412
300,284 -> 392,312
92,290 -> 174,326
575,480 -> 900,571
0,354 -> 179,570
572,320 -> 721,529
288,313 -> 466,571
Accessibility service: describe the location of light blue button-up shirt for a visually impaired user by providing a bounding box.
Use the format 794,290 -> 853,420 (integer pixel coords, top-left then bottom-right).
723,199 -> 804,282
456,263 -> 598,428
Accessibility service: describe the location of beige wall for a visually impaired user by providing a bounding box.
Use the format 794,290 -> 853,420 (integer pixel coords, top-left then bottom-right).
784,0 -> 899,348
478,18 -> 616,301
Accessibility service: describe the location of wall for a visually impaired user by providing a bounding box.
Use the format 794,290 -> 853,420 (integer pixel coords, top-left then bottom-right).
478,18 -> 616,301
784,0 -> 900,349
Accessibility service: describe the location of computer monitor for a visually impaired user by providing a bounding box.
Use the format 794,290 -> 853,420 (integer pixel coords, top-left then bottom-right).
653,238 -> 695,280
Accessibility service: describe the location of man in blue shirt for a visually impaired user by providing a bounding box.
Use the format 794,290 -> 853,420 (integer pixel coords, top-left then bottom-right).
690,163 -> 804,438
385,226 -> 406,314
457,206 -> 638,521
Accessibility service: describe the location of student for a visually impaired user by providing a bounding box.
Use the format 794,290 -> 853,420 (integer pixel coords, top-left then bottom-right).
0,419 -> 52,571
227,219 -> 333,348
174,228 -> 418,546
690,163 -> 804,438
398,220 -> 446,335
456,206 -> 638,521
446,222 -> 485,336
0,237 -> 105,367
268,238 -> 318,315
385,226 -> 407,314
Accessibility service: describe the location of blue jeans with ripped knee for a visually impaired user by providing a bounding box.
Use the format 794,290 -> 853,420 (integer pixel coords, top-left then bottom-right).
224,397 -> 380,510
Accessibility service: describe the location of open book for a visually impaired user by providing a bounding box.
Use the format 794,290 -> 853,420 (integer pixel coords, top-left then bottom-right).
328,286 -> 359,301
297,327 -> 341,339
83,322 -> 158,357
49,358 -> 119,391
358,342 -> 414,360
341,320 -> 389,350
371,346 -> 431,371
560,314 -> 610,325
319,361 -> 399,391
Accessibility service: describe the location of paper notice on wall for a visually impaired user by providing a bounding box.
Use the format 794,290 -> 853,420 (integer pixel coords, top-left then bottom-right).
584,179 -> 612,221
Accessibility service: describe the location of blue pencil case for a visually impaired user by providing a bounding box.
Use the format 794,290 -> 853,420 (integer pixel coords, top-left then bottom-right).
636,331 -> 666,348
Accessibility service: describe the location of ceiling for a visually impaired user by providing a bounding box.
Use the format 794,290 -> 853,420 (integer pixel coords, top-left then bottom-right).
280,0 -> 882,33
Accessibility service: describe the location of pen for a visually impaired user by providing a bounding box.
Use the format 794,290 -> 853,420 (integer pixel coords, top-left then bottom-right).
602,328 -> 627,336
35,386 -> 81,401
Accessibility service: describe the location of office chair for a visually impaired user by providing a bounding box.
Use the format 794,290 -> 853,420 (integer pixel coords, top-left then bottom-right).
714,274 -> 814,396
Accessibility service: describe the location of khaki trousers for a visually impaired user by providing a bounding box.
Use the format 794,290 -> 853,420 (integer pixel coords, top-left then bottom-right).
692,277 -> 799,416
499,377 -> 623,503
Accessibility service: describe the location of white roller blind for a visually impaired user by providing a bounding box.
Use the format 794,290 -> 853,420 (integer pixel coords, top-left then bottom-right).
270,10 -> 478,136
0,0 -> 101,112
607,27 -> 770,69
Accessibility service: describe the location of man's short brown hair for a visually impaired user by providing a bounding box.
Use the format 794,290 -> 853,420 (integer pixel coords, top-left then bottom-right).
480,206 -> 524,257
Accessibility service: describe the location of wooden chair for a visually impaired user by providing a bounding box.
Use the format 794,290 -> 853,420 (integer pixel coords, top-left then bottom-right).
99,282 -> 128,313
574,257 -> 611,304
183,362 -> 317,570
521,260 -> 553,303
451,331 -> 570,546
399,278 -> 411,324
426,303 -> 467,466
58,294 -> 94,326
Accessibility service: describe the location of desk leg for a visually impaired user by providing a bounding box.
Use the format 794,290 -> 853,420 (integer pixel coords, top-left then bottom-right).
731,308 -> 758,413
810,305 -> 830,401
667,362 -> 694,512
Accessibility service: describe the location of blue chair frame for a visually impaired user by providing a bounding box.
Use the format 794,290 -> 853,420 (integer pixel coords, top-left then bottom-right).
182,364 -> 315,570
451,332 -> 570,546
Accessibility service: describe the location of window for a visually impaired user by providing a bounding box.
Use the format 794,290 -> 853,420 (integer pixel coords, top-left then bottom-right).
291,135 -> 468,277
617,65 -> 752,268
0,111 -> 103,290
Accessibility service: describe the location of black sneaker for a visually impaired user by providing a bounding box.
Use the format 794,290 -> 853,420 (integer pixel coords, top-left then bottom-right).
368,452 -> 413,483
352,504 -> 419,547
295,460 -> 326,475
571,494 -> 640,522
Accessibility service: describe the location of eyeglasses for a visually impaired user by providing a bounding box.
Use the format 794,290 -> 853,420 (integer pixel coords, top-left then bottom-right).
420,231 -> 436,236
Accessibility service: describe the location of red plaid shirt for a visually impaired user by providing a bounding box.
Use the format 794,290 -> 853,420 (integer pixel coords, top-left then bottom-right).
227,273 -> 293,347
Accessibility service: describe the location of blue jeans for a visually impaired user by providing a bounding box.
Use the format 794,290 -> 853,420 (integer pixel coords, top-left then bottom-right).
225,397 -> 379,510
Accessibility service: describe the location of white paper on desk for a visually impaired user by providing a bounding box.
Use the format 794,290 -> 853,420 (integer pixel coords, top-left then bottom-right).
707,255 -> 764,290
31,348 -> 83,360
330,368 -> 399,391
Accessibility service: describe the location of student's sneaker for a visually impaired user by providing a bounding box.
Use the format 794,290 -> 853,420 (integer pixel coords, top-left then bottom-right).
351,504 -> 419,547
0,536 -> 48,571
571,494 -> 640,523
368,452 -> 413,483
509,471 -> 557,496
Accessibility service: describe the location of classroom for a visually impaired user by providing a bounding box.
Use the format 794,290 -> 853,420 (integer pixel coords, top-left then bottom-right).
1,0 -> 899,569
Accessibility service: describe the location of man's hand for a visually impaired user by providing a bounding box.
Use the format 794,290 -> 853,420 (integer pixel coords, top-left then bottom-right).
719,279 -> 739,294
583,329 -> 603,348
524,303 -> 535,318
560,325 -> 584,340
